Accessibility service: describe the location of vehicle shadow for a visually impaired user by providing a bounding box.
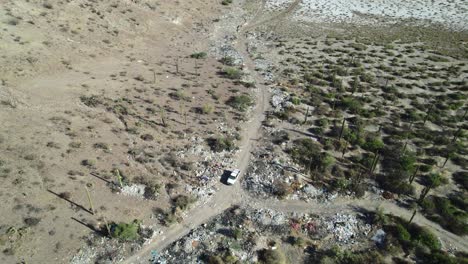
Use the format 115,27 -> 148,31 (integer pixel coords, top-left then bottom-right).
220,170 -> 232,185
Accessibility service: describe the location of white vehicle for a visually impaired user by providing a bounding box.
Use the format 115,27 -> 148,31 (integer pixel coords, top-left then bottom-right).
227,169 -> 240,185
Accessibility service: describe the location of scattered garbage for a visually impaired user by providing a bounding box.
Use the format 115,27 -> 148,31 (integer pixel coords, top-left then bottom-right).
325,213 -> 372,244
371,229 -> 386,246
157,205 -> 374,263
121,184 -> 146,198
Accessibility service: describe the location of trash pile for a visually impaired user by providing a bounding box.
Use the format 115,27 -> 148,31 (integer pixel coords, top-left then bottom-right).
210,38 -> 244,65
324,213 -> 372,244
158,206 -> 291,263
270,87 -> 289,112
175,136 -> 236,205
245,33 -> 277,82
251,208 -> 288,226
70,235 -> 135,264
242,159 -> 284,198
265,0 -> 295,11
243,153 -> 329,202
120,184 -> 146,198
158,205 -> 375,263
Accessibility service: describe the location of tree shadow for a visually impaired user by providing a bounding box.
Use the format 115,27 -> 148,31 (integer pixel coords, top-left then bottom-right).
71,217 -> 105,236
47,189 -> 93,215
90,172 -> 112,185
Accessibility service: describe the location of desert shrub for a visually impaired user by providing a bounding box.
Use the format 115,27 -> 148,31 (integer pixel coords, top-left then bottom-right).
81,159 -> 96,168
144,183 -> 161,199
207,136 -> 236,152
427,55 -> 449,62
24,217 -> 41,227
274,182 -> 292,199
377,150 -> 416,194
349,183 -> 366,198
232,228 -> 242,240
395,224 -> 411,242
206,255 -> 224,264
362,136 -> 385,152
110,220 -> 140,241
316,118 -> 329,128
190,52 -> 207,59
453,171 -> 468,191
290,96 -> 301,105
411,226 -> 441,251
421,196 -> 468,235
172,195 -> 195,211
43,2 -> 53,9
289,138 -> 334,173
289,236 -> 307,247
80,95 -> 102,107
339,97 -> 363,114
221,0 -> 233,5
220,56 -> 235,66
201,104 -> 214,114
274,107 -> 294,121
161,211 -> 178,226
271,130 -> 289,145
349,43 -> 367,51
320,247 -> 385,264
226,94 -> 253,111
169,90 -> 189,101
417,251 -> 467,264
424,172 -> 448,188
223,67 -> 242,79
361,72 -> 375,83
259,249 -> 286,264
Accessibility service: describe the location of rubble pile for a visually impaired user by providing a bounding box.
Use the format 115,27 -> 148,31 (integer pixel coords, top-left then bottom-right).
158,207 -> 292,263
324,213 -> 372,244
242,159 -> 283,198
270,87 -> 289,112
120,184 -> 146,198
70,236 -> 137,264
243,154 -> 329,201
210,38 -> 244,65
159,205 -> 375,263
176,136 -> 236,205
245,33 -> 277,82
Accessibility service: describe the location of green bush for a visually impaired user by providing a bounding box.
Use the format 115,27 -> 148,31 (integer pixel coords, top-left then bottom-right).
362,137 -> 385,152
201,104 -> 214,114
172,195 -> 195,211
207,137 -> 236,152
232,228 -> 242,240
339,97 -> 363,114
259,249 -> 286,264
190,52 -> 207,59
290,96 -> 301,105
226,94 -> 253,111
395,224 -> 411,242
411,225 -> 441,251
207,255 -> 224,264
110,220 -> 140,241
223,67 -> 242,79
220,56 -> 236,66
288,138 -> 334,173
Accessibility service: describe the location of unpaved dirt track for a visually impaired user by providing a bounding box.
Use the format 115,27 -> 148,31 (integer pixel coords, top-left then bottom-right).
121,1 -> 467,262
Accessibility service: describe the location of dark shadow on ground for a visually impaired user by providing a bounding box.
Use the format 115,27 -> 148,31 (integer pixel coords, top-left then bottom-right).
220,170 -> 232,185
48,189 -> 93,215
